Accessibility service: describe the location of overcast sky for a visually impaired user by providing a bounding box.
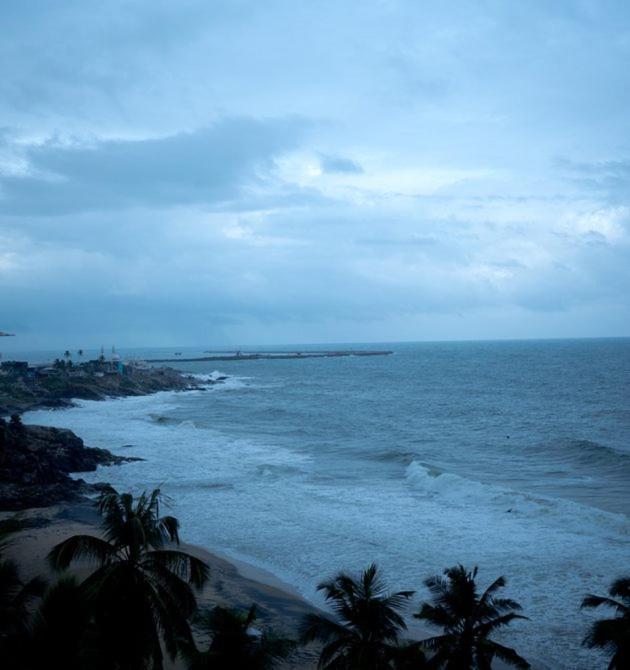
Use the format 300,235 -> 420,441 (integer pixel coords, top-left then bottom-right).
1,0 -> 629,350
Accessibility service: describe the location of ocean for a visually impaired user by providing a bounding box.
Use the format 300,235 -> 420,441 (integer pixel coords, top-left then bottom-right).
22,339 -> 630,669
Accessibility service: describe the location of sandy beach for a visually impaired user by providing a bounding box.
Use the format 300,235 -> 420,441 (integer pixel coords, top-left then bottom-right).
1,501 -> 321,669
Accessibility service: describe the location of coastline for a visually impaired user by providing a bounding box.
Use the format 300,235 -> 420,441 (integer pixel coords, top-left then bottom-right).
1,372 -> 536,668
0,363 -> 210,417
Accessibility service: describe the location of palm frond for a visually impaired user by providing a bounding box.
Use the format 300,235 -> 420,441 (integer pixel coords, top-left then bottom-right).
583,617 -> 629,650
480,576 -> 506,603
482,640 -> 531,668
158,515 -> 180,545
414,602 -> 454,629
0,517 -> 28,553
609,577 -> 630,600
317,634 -> 353,669
11,575 -> 47,609
145,577 -> 194,660
47,534 -> 114,570
147,567 -> 197,620
384,590 -> 415,611
144,549 -> 209,589
299,612 -> 350,645
419,632 -> 456,651
490,596 -> 523,612
582,594 -> 628,615
476,613 -> 529,637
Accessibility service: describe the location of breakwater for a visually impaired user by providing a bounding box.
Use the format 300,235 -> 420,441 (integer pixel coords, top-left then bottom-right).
146,350 -> 393,363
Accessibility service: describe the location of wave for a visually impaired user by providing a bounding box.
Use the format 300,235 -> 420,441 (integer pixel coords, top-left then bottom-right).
190,371 -> 258,392
191,370 -> 230,382
405,461 -> 493,501
147,415 -> 197,429
404,461 -> 630,535
528,438 -> 630,471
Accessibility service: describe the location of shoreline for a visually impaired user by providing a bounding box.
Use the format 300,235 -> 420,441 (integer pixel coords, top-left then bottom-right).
0,363 -> 210,417
1,500 -> 321,669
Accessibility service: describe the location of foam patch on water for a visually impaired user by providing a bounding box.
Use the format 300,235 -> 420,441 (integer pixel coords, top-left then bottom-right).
404,461 -> 629,533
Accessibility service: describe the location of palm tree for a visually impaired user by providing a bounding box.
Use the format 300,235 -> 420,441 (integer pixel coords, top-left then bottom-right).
48,488 -> 210,670
415,565 -> 529,669
0,518 -> 46,660
582,577 -> 630,669
300,563 -> 417,669
21,575 -> 103,670
185,603 -> 294,669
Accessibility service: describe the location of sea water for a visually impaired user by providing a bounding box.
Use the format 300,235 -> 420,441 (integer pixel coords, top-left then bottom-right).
23,339 -> 630,669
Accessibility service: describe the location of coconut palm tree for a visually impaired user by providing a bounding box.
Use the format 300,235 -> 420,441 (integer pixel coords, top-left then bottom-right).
0,518 -> 46,660
185,603 -> 294,669
415,565 -> 529,669
48,488 -> 210,670
20,575 -> 104,670
300,563 -> 417,669
582,577 -> 630,669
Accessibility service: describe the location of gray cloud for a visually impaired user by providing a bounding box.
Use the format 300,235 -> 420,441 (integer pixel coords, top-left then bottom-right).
319,155 -> 363,174
1,0 -> 629,348
0,117 -> 308,215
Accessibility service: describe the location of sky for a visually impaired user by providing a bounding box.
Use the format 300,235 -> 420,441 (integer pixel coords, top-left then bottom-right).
1,0 -> 630,350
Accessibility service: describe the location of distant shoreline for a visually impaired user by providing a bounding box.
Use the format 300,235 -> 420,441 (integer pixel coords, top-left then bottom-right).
0,362 -> 211,417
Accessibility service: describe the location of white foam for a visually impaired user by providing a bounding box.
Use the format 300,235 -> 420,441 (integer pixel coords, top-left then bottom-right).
192,370 -> 231,382
405,461 -> 629,533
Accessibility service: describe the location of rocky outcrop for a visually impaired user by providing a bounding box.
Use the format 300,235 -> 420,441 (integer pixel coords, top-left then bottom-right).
0,365 -> 206,416
0,416 -> 138,510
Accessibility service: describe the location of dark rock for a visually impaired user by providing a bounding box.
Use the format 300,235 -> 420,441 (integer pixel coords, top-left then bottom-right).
0,364 -> 203,417
0,421 -> 133,511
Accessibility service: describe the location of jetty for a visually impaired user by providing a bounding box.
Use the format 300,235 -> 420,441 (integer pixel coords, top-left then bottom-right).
145,350 -> 393,363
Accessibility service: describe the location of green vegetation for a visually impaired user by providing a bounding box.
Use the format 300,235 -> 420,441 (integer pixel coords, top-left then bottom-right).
0,518 -> 47,664
582,578 -> 630,669
48,489 -> 209,669
415,565 -> 529,669
0,491 -> 627,669
300,563 -> 422,669
184,603 -> 295,669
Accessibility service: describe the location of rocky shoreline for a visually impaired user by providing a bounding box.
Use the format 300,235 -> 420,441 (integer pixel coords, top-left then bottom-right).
0,364 -> 221,510
0,417 -> 141,510
0,364 -> 205,416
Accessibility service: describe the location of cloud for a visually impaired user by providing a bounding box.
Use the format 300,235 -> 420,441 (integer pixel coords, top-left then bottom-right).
0,117 -> 308,215
319,154 -> 363,174
559,158 -> 630,207
1,1 -> 630,347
